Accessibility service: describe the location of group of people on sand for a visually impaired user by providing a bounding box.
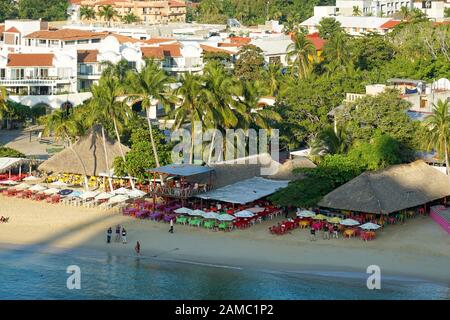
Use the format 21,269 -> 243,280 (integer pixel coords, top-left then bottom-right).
0,216 -> 9,223
310,224 -> 339,241
106,224 -> 127,244
106,224 -> 141,255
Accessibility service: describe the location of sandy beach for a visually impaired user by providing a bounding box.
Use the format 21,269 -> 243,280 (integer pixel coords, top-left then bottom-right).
0,195 -> 449,284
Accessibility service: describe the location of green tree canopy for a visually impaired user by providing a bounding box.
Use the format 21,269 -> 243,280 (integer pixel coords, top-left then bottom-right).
18,0 -> 68,21
234,44 -> 265,82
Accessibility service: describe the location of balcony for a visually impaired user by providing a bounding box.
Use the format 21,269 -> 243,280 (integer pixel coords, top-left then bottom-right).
0,77 -> 74,87
344,93 -> 366,103
162,64 -> 203,73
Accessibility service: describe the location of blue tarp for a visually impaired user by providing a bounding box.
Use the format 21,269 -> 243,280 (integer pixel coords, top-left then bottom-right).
148,164 -> 214,176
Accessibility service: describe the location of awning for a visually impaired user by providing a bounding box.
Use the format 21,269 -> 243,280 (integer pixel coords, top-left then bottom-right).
197,177 -> 289,204
147,164 -> 214,177
0,157 -> 30,173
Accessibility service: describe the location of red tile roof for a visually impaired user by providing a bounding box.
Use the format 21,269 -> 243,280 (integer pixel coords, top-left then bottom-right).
305,33 -> 326,51
229,36 -> 251,44
5,27 -> 20,33
25,29 -> 108,41
141,44 -> 182,59
77,50 -> 98,63
200,44 -> 233,54
7,53 -> 54,67
169,1 -> 186,7
379,20 -> 402,29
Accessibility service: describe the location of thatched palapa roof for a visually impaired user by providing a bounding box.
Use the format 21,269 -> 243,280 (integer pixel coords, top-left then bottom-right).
39,126 -> 129,176
318,160 -> 450,214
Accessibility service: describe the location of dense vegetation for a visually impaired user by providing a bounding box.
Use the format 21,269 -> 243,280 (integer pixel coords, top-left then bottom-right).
0,0 -> 68,22
0,146 -> 25,157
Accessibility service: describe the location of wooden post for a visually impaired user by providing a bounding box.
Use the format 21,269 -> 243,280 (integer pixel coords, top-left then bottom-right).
153,171 -> 156,212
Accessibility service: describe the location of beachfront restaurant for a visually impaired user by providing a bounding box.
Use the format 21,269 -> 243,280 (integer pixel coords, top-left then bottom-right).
0,157 -> 38,184
316,160 -> 450,237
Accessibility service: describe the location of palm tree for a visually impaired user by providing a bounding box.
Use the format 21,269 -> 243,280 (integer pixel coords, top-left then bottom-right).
125,59 -> 175,168
399,6 -> 410,20
309,125 -> 349,159
121,12 -> 139,24
286,31 -> 316,79
90,76 -> 135,188
264,63 -> 283,97
169,73 -> 204,164
234,80 -> 281,130
101,59 -> 132,82
98,5 -> 118,27
423,99 -> 450,175
79,6 -> 96,21
0,87 -> 12,129
323,31 -> 350,70
352,6 -> 361,16
40,109 -> 90,189
201,62 -> 239,163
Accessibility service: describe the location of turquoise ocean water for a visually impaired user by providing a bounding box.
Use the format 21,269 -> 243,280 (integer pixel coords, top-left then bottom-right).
0,245 -> 448,300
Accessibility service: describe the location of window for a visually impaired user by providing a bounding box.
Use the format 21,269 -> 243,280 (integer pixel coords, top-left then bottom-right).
65,40 -> 76,45
0,69 -> 5,79
39,39 -> 46,46
91,39 -> 100,43
269,56 -> 281,64
77,39 -> 88,44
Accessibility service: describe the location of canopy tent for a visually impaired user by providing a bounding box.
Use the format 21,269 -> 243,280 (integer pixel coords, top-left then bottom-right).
38,125 -> 129,176
197,177 -> 289,204
147,164 -> 213,177
319,160 -> 450,215
0,157 -> 34,174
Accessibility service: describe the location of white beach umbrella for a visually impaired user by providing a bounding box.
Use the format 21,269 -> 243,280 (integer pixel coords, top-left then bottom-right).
29,184 -> 47,192
112,187 -> 129,195
108,194 -> 129,204
43,188 -> 59,195
359,222 -> 381,230
127,189 -> 146,198
95,192 -> 114,200
296,210 -> 316,218
190,209 -> 206,216
217,214 -> 235,221
50,181 -> 69,188
203,212 -> 221,219
340,218 -> 360,226
23,176 -> 40,182
174,207 -> 193,214
0,180 -> 18,185
234,210 -> 255,218
247,207 -> 265,213
79,191 -> 99,200
15,183 -> 30,190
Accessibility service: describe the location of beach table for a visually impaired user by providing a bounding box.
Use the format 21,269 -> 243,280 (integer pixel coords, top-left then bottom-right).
188,218 -> 202,227
176,216 -> 188,225
203,220 -> 215,229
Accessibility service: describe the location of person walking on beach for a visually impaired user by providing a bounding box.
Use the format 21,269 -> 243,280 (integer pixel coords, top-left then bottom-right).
135,241 -> 141,255
323,224 -> 330,240
310,226 -> 316,241
122,228 -> 127,244
333,224 -> 339,239
115,224 -> 121,242
169,219 -> 174,234
106,227 -> 112,244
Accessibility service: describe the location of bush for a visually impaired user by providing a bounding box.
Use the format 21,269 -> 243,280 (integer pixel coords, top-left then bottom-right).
0,146 -> 25,157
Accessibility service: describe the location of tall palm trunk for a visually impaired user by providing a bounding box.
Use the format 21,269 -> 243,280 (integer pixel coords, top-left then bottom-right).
445,135 -> 449,176
207,128 -> 217,164
146,106 -> 160,167
101,126 -> 114,191
190,118 -> 195,164
113,118 -> 135,189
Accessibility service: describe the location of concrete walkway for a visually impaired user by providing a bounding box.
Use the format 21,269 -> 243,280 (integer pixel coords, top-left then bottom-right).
0,129 -> 60,159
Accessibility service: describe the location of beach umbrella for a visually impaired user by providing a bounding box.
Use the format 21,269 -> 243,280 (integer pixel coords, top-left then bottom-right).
340,218 -> 360,226
190,209 -> 206,216
15,183 -> 30,190
359,222 -> 381,230
127,189 -> 146,198
108,194 -> 129,204
23,176 -> 40,182
203,212 -> 221,219
296,210 -> 315,218
312,214 -> 327,220
95,192 -> 114,200
247,207 -> 265,213
174,207 -> 193,214
29,184 -> 47,192
43,188 -> 59,195
79,191 -> 99,200
0,180 -> 18,185
112,187 -> 129,195
327,217 -> 342,224
234,210 -> 255,218
50,181 -> 69,188
217,214 -> 235,221
58,189 -> 73,196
